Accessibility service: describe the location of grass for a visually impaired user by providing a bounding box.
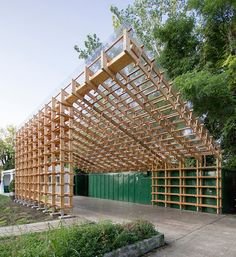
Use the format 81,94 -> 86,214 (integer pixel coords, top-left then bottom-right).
0,195 -> 54,227
0,220 -> 159,257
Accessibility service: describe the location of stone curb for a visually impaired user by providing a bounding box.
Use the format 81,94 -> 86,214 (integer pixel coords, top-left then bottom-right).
104,233 -> 164,257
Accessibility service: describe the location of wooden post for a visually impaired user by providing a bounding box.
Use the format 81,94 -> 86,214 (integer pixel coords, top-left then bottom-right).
216,154 -> 222,214
32,115 -> 38,203
59,91 -> 65,212
43,105 -> 49,207
51,98 -> 57,209
179,161 -> 183,210
38,111 -> 44,205
164,162 -> 167,207
68,104 -> 74,209
196,158 -> 199,212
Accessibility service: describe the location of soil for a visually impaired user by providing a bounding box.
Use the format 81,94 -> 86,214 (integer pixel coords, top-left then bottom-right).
0,195 -> 55,227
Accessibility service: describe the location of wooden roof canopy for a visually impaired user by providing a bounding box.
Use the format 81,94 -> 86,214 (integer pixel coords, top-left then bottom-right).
17,29 -> 221,173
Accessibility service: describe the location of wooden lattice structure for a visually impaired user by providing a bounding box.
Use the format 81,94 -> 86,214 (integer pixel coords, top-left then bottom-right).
15,29 -> 222,214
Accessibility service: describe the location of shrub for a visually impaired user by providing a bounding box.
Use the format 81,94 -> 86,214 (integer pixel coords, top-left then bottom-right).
0,220 -> 158,257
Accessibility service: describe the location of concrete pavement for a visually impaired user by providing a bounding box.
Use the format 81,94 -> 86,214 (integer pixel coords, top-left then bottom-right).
1,196 -> 235,257
0,217 -> 83,237
147,214 -> 236,257
73,196 -> 236,257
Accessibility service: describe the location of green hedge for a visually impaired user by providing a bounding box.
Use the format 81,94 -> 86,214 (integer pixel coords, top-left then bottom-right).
0,220 -> 158,257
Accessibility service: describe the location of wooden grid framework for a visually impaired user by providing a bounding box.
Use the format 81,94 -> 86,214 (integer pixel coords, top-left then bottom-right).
15,29 -> 222,214
152,155 -> 222,213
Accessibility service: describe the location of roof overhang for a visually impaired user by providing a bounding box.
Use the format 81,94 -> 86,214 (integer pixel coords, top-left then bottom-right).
17,29 -> 221,172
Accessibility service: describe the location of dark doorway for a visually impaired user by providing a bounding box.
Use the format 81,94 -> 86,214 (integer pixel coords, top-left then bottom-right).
223,169 -> 236,214
74,174 -> 89,196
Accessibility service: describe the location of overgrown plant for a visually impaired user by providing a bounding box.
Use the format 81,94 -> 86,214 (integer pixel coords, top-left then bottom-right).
0,220 -> 158,257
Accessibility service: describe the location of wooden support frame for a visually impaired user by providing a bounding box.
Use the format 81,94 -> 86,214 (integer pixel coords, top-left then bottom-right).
15,29 -> 222,214
151,155 -> 222,214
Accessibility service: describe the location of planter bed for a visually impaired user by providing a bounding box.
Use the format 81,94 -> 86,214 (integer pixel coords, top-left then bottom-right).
104,233 -> 164,257
0,220 -> 164,257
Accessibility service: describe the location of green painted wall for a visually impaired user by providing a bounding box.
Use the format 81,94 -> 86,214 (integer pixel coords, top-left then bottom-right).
75,170 -> 230,214
88,172 -> 152,205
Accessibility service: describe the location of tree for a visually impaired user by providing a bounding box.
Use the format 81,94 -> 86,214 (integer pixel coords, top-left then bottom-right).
173,0 -> 236,167
0,125 -> 16,170
174,70 -> 235,138
74,1 -> 188,60
154,14 -> 200,78
110,0 -> 188,56
74,34 -> 102,60
188,0 -> 236,67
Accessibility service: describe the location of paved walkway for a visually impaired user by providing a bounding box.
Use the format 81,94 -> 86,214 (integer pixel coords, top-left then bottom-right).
0,217 -> 83,237
73,196 -> 236,257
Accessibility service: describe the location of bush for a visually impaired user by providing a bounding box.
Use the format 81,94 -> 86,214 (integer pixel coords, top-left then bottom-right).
0,220 -> 158,257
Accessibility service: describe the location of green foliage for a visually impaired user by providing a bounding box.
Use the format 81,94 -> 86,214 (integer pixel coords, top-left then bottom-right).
111,0 -> 188,55
74,34 -> 102,60
0,220 -> 158,257
0,219 -> 7,226
0,125 -> 16,170
222,116 -> 236,166
16,217 -> 29,225
73,167 -> 86,174
223,54 -> 236,94
174,70 -> 234,120
9,178 -> 15,193
188,0 -> 236,68
154,14 -> 199,78
174,69 -> 235,148
0,194 -> 10,206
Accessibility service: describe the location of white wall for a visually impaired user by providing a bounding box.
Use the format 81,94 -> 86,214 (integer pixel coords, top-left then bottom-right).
0,169 -> 15,194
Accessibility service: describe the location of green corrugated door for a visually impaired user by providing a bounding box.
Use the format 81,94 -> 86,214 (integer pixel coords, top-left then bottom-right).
134,174 -> 152,205
118,174 -> 124,201
134,174 -> 141,203
142,176 -> 152,204
124,174 -> 129,202
108,175 -> 114,199
128,174 -> 135,202
101,174 -> 105,199
93,175 -> 96,197
114,174 -> 119,200
105,175 -> 109,199
88,172 -> 152,205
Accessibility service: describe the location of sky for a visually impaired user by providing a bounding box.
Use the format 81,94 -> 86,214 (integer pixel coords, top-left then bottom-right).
0,0 -> 133,128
